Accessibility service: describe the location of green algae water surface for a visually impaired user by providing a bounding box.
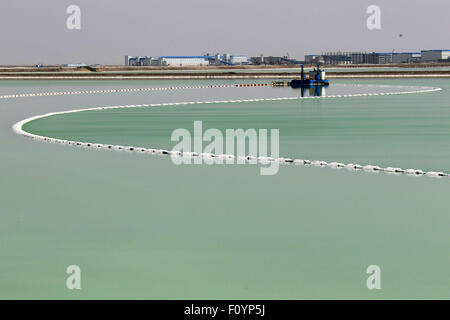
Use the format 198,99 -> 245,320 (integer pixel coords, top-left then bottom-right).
1,79 -> 450,299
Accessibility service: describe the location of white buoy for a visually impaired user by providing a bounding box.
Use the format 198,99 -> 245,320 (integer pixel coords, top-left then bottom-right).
405,169 -> 424,175
170,150 -> 182,156
181,152 -> 194,157
200,153 -> 214,158
363,165 -> 381,171
293,159 -> 306,165
345,164 -> 362,170
328,162 -> 344,168
426,171 -> 445,177
311,160 -> 328,166
215,154 -> 229,159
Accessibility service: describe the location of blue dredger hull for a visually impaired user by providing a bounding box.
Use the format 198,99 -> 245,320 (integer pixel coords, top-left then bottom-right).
290,79 -> 330,88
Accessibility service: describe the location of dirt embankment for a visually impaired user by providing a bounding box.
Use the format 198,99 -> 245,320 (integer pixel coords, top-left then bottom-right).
1,64 -> 450,79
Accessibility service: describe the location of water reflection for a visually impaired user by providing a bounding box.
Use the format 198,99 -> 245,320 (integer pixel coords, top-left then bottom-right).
293,86 -> 326,97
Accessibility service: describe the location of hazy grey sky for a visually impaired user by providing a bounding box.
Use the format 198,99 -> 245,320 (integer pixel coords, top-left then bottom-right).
0,0 -> 449,65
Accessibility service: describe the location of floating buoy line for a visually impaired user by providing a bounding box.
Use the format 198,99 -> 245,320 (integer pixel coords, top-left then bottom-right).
0,83 -> 268,100
10,83 -> 449,178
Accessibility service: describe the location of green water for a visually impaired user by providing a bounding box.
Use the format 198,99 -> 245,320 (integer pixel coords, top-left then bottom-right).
1,78 -> 450,299
24,85 -> 450,173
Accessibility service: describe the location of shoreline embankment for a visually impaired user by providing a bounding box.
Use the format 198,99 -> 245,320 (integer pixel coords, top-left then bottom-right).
2,64 -> 450,80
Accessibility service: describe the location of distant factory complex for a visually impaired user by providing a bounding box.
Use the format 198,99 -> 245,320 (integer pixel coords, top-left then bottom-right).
124,50 -> 450,67
125,54 -> 250,67
306,50 -> 450,65
124,53 -> 300,67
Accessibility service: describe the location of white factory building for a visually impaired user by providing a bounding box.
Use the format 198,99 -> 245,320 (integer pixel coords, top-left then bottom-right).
420,50 -> 450,61
159,56 -> 210,67
230,55 -> 249,64
125,56 -> 160,66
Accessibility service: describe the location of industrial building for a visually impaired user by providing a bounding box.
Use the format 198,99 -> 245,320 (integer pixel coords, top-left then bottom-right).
125,54 -> 249,67
305,55 -> 323,64
124,56 -> 160,66
229,55 -> 249,65
210,54 -> 249,66
305,50 -> 450,65
62,63 -> 88,67
159,56 -> 210,67
392,52 -> 422,63
125,49 -> 450,67
375,53 -> 393,64
307,52 -> 393,65
250,55 -> 301,65
420,50 -> 450,61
